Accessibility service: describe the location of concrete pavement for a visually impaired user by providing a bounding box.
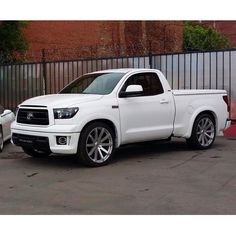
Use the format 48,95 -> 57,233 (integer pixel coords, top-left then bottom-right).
0,137 -> 236,214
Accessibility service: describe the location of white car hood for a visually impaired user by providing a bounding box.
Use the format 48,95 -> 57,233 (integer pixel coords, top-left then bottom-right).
20,94 -> 103,108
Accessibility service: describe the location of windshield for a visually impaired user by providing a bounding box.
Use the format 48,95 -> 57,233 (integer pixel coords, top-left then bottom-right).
60,73 -> 125,95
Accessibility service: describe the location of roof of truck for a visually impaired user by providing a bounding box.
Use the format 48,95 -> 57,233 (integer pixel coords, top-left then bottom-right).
90,68 -> 158,74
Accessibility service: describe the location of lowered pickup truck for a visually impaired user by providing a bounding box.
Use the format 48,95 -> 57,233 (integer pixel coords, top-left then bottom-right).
11,69 -> 231,166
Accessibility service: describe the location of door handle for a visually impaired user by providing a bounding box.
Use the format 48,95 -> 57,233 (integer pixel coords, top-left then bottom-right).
160,99 -> 169,104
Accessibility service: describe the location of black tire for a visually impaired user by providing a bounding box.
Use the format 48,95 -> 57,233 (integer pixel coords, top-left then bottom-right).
0,126 -> 3,152
186,113 -> 216,150
77,122 -> 115,167
22,147 -> 51,158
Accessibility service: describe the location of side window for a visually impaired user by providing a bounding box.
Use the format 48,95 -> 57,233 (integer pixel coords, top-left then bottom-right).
0,105 -> 4,115
120,72 -> 164,96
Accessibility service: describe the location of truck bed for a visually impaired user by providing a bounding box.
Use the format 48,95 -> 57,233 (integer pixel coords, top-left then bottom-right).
172,89 -> 227,96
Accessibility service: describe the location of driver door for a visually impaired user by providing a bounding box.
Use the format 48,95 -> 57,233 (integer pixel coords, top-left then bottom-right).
117,72 -> 175,144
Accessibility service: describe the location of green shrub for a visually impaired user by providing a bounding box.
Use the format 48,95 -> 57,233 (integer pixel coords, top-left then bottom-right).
183,22 -> 231,51
0,21 -> 28,63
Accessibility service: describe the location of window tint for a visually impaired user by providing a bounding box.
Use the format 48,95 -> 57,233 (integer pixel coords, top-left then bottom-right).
120,72 -> 164,96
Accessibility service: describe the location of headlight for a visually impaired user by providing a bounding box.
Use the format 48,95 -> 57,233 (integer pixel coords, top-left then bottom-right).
53,107 -> 79,119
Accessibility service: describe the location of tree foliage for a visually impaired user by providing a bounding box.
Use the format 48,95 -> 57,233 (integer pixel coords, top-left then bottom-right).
183,22 -> 231,51
0,21 -> 28,63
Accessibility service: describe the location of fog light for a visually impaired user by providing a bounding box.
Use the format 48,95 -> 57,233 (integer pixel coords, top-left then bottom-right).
56,136 -> 67,145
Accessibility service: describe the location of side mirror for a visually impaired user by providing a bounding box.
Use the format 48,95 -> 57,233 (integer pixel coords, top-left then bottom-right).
3,109 -> 11,115
119,85 -> 143,98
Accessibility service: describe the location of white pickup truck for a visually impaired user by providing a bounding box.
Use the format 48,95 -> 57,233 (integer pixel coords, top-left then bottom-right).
11,69 -> 231,166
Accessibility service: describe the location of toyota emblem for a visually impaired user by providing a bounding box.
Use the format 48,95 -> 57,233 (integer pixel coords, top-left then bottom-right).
27,112 -> 34,120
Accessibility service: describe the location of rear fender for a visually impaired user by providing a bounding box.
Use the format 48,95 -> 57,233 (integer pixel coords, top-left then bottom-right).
184,106 -> 217,138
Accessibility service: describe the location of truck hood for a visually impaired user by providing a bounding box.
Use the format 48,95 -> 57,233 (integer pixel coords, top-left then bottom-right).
20,94 -> 103,108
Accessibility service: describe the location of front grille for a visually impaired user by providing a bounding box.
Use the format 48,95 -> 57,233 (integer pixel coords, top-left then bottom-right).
17,108 -> 49,125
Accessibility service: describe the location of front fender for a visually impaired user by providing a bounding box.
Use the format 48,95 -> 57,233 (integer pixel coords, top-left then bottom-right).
78,113 -> 121,147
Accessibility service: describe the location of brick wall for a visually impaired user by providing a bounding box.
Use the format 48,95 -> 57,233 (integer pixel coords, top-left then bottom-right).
22,21 -> 183,61
198,21 -> 236,47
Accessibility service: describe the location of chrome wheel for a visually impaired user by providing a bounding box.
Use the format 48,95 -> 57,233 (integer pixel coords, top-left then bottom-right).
196,117 -> 215,147
86,127 -> 113,163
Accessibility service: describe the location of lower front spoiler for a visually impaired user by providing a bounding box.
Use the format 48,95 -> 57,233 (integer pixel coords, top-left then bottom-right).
12,133 -> 51,153
11,129 -> 80,154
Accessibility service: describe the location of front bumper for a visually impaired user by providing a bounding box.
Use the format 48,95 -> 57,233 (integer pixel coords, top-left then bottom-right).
12,133 -> 51,153
11,125 -> 80,154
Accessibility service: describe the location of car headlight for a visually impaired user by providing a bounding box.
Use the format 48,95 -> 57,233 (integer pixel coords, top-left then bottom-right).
53,107 -> 79,119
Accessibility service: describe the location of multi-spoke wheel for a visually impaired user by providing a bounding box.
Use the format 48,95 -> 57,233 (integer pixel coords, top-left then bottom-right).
186,113 -> 216,149
78,122 -> 115,167
0,126 -> 3,152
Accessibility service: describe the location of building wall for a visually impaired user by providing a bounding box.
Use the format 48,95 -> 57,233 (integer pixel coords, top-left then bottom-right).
22,21 -> 183,61
199,21 -> 236,47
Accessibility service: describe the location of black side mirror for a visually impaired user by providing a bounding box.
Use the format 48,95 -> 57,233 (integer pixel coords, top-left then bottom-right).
119,90 -> 143,98
119,85 -> 143,98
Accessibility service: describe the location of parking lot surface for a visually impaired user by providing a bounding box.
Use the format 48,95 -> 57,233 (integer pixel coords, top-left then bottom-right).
0,137 -> 236,214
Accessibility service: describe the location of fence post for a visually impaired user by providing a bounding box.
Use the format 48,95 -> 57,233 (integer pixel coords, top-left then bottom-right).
148,41 -> 153,69
41,49 -> 47,95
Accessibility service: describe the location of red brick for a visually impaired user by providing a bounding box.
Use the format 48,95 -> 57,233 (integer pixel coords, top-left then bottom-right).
22,21 -> 183,61
198,21 -> 236,47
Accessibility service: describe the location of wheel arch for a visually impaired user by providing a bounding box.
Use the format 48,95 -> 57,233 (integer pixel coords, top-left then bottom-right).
80,118 -> 120,148
185,108 -> 218,138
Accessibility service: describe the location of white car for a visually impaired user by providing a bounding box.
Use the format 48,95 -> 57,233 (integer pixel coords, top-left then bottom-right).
0,105 -> 15,152
11,69 -> 231,166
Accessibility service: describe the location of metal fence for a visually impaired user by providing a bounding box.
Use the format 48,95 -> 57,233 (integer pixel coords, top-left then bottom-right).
0,49 -> 235,120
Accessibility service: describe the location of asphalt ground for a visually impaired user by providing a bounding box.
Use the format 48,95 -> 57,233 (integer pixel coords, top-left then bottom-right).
0,137 -> 236,214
